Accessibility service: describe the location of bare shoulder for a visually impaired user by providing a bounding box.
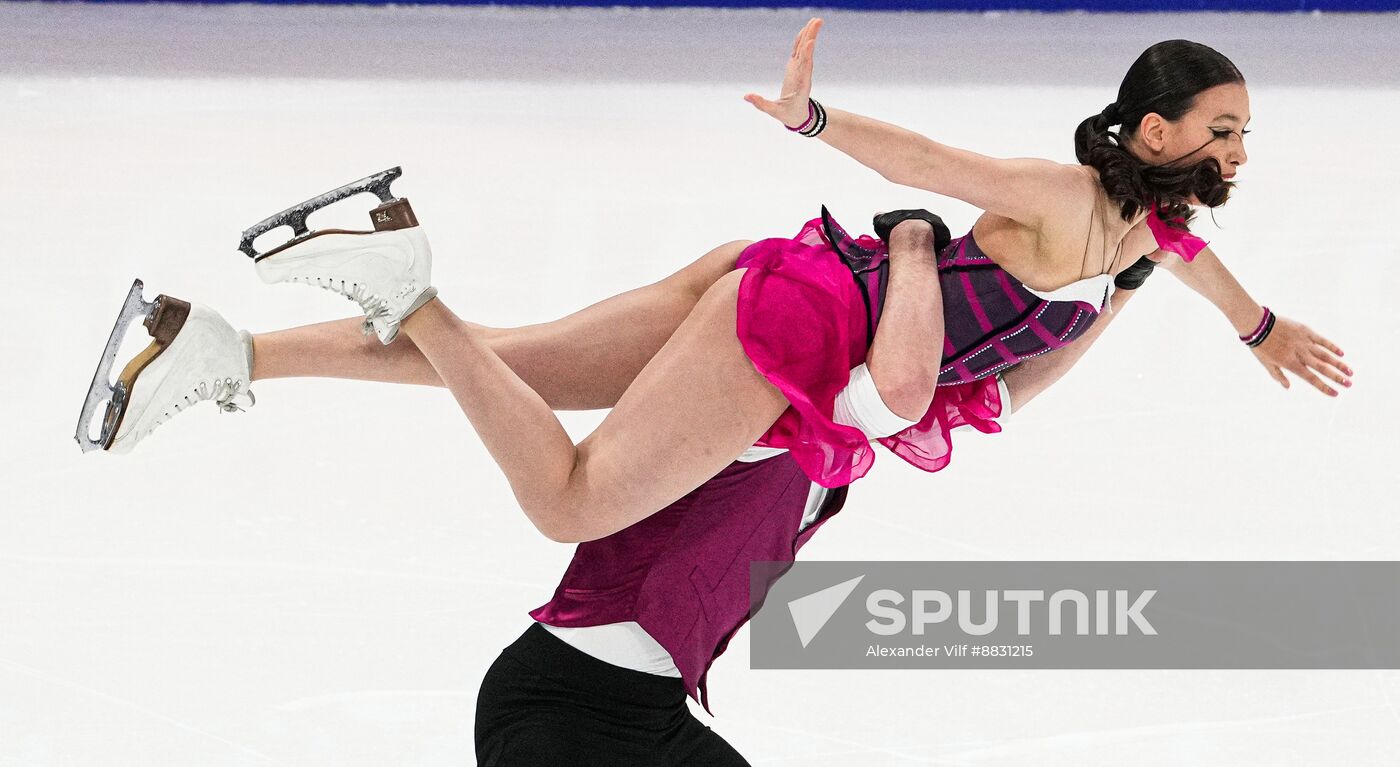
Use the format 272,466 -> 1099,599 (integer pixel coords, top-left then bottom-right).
1033,165 -> 1148,286
1036,164 -> 1104,239
984,157 -> 1090,230
973,165 -> 1103,289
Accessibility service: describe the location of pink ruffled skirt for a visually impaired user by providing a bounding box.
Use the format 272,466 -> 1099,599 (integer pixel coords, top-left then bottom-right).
735,215 -> 1005,489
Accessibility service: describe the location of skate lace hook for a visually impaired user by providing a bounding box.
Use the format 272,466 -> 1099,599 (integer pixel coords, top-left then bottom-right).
203,377 -> 256,414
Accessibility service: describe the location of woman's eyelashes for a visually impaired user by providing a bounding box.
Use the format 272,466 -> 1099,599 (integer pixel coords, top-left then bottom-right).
1211,128 -> 1251,139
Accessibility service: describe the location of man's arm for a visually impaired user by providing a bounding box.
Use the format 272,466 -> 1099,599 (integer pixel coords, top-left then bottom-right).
860,220 -> 944,423
999,288 -> 1138,415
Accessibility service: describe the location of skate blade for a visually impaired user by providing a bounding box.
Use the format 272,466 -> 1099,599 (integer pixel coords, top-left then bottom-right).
74,280 -> 190,453
238,166 -> 418,261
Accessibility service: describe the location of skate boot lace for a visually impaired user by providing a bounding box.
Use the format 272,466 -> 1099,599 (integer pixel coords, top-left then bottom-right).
136,378 -> 255,443
209,378 -> 257,414
161,378 -> 256,419
294,277 -> 393,336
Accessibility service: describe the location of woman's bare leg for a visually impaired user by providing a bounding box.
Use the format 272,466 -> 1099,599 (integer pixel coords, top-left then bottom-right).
250,240 -> 753,410
401,269 -> 790,543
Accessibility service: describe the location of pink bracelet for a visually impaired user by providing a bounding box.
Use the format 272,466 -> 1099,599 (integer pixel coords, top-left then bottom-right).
786,99 -> 817,133
1240,306 -> 1275,347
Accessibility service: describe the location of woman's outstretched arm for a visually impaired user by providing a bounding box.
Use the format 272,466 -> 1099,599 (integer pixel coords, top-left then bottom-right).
745,18 -> 1080,231
1157,246 -> 1352,396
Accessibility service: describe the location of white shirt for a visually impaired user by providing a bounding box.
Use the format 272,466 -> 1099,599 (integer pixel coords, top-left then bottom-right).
542,366 -> 1015,677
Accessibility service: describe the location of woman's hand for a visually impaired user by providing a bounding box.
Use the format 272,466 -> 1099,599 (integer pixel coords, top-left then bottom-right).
1250,314 -> 1353,397
744,18 -> 823,129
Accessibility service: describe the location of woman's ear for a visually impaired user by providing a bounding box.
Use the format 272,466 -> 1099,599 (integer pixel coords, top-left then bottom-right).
1137,113 -> 1169,154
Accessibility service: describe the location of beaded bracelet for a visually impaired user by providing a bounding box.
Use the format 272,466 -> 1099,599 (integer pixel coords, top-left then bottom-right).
786,100 -> 817,133
785,98 -> 827,138
1240,306 -> 1275,348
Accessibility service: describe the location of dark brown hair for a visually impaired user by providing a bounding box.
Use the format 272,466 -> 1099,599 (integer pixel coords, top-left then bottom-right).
1075,40 -> 1244,232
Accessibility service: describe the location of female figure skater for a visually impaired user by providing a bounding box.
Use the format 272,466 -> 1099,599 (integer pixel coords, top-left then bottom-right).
76,19 -> 1351,765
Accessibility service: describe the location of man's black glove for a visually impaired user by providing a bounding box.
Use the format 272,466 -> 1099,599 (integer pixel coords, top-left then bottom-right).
872,209 -> 952,256
1113,255 -> 1158,290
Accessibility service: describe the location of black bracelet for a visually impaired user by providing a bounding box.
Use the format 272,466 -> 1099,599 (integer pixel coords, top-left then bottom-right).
1243,308 -> 1276,348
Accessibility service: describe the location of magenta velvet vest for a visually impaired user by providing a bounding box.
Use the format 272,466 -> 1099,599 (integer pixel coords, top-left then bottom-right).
529,452 -> 847,714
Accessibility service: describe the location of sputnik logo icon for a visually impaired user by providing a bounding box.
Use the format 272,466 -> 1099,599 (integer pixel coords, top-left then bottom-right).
787,575 -> 865,649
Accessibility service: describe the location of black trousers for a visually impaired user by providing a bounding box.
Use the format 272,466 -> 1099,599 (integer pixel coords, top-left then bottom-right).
475,624 -> 751,766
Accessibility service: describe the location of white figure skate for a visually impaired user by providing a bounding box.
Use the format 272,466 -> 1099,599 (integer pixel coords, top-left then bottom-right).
238,167 -> 437,345
75,280 -> 255,454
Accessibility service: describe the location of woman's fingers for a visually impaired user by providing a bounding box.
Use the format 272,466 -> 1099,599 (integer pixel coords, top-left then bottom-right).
1268,364 -> 1290,389
786,39 -> 812,81
745,93 -> 792,124
1310,331 -> 1345,358
1295,364 -> 1336,397
792,17 -> 822,59
751,19 -> 823,126
1313,337 -> 1353,376
744,93 -> 774,113
1311,349 -> 1353,387
788,20 -> 819,87
1303,327 -> 1353,376
1276,351 -> 1336,396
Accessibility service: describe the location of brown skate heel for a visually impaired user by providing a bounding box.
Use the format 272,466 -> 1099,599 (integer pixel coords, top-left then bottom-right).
98,294 -> 192,449
74,281 -> 193,453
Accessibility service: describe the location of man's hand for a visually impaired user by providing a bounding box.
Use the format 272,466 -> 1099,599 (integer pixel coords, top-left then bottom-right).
888,218 -> 936,252
873,208 -> 951,259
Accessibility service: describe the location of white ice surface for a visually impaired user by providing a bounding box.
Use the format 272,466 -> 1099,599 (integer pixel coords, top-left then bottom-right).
2,3 -> 1398,765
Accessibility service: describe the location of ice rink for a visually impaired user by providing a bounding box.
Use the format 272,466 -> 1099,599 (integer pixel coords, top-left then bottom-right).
3,2 -> 1398,764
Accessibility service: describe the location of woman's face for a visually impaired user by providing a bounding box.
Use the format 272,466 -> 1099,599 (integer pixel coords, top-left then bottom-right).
1129,81 -> 1251,204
